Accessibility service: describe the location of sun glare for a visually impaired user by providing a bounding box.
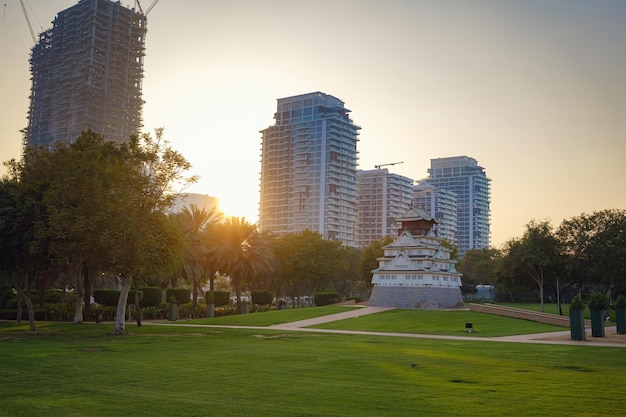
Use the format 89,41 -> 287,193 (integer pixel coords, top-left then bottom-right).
218,196 -> 259,224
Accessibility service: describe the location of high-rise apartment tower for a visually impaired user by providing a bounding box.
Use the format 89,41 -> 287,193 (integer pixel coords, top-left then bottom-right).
259,92 -> 360,246
427,156 -> 491,257
356,169 -> 414,247
413,180 -> 458,245
25,0 -> 146,148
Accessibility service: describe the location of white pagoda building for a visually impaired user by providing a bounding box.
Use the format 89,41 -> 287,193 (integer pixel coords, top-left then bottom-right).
368,206 -> 465,309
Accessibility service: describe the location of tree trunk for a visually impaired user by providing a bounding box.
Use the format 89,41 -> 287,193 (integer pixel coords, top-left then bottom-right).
113,278 -> 132,334
16,293 -> 22,323
134,282 -> 142,327
84,265 -> 92,313
71,259 -> 85,324
192,278 -> 199,308
235,278 -> 242,314
16,285 -> 36,331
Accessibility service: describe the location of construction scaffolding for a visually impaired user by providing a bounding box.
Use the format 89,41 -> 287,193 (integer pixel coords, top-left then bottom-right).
24,0 -> 147,149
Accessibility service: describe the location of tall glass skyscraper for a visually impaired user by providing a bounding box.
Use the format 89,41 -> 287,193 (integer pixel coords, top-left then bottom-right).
259,92 -> 360,246
427,156 -> 491,257
25,0 -> 146,148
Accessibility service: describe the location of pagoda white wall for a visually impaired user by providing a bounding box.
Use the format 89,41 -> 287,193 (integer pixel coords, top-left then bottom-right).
372,273 -> 461,287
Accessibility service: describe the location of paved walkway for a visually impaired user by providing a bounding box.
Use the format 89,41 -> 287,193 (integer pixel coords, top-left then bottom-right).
145,306 -> 626,348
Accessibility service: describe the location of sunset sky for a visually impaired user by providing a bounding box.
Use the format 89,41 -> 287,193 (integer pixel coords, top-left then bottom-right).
1,0 -> 625,247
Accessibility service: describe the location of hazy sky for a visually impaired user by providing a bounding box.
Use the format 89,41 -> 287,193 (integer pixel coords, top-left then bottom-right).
1,0 -> 625,247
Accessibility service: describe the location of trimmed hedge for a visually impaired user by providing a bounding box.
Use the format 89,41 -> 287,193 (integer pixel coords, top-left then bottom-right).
92,289 -> 143,306
251,290 -> 273,305
139,287 -> 163,307
166,288 -> 191,305
314,291 -> 341,306
93,289 -> 120,306
206,291 -> 230,307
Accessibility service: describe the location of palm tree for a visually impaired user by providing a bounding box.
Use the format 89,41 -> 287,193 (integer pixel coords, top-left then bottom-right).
209,217 -> 274,313
174,204 -> 223,307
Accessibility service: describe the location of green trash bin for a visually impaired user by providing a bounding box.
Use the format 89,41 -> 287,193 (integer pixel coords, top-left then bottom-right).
569,308 -> 586,341
616,308 -> 626,335
590,309 -> 605,338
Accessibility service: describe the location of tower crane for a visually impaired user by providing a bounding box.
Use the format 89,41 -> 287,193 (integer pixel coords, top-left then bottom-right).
135,0 -> 160,16
19,0 -> 37,44
374,161 -> 404,169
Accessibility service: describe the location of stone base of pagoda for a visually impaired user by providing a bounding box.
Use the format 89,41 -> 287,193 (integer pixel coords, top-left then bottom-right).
367,286 -> 465,309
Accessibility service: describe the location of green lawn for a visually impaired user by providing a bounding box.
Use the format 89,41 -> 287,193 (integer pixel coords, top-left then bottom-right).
310,308 -> 567,336
187,305 -> 358,326
1,311 -> 625,417
495,302 -> 618,321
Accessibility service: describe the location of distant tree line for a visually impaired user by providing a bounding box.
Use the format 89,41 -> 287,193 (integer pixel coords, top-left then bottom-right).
458,210 -> 626,313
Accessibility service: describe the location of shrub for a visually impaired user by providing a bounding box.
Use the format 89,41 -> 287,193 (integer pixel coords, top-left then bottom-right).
128,289 -> 143,304
93,289 -> 120,306
346,296 -> 363,303
139,287 -> 162,307
251,290 -> 274,305
166,288 -> 190,305
143,303 -> 168,320
44,290 -> 64,303
44,303 -> 73,321
206,291 -> 230,307
314,291 -> 341,306
570,294 -> 586,310
589,292 -> 609,310
206,292 -> 215,305
614,295 -> 626,309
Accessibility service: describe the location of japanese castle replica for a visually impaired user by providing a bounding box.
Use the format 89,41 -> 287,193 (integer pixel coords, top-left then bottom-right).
368,206 -> 465,309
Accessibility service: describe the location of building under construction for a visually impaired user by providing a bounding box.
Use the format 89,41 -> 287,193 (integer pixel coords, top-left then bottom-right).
24,0 -> 147,148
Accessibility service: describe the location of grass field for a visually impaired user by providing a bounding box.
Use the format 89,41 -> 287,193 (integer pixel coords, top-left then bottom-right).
1,308 -> 625,417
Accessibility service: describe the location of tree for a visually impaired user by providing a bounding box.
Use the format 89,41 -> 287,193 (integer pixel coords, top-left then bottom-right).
273,230 -> 345,307
333,246 -> 362,299
357,237 -> 394,299
0,173 -> 46,331
209,217 -> 274,313
457,248 -> 501,297
173,204 -> 223,307
104,130 -> 194,334
557,209 -> 626,299
500,220 -> 561,311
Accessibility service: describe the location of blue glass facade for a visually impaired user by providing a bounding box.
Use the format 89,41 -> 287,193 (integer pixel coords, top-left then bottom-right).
427,156 -> 491,257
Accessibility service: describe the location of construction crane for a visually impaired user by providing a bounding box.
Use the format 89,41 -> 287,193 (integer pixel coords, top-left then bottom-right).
374,161 -> 404,169
19,0 -> 37,44
135,0 -> 160,16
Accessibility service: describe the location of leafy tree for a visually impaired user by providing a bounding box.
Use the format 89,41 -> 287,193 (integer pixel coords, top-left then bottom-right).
499,220 -> 561,311
0,173 -> 47,330
557,209 -> 626,299
457,248 -> 501,296
273,230 -> 345,307
358,236 -> 394,299
332,246 -> 362,299
103,130 -> 193,334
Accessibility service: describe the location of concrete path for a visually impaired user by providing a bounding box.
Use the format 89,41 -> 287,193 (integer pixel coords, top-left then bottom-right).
269,306 -> 394,329
144,307 -> 626,348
